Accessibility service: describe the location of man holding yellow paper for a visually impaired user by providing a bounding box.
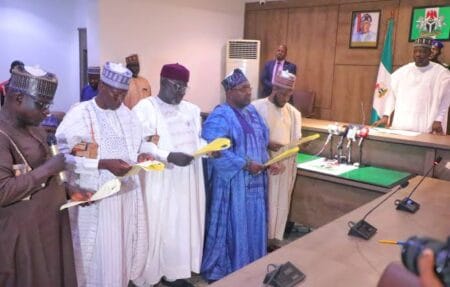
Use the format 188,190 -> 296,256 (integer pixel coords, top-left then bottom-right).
132,63 -> 205,287
201,69 -> 279,282
253,70 -> 302,243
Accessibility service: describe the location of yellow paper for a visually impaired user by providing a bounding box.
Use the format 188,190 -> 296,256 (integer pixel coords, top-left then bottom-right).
60,178 -> 121,210
123,160 -> 165,177
193,138 -> 231,157
264,134 -> 320,167
285,133 -> 321,149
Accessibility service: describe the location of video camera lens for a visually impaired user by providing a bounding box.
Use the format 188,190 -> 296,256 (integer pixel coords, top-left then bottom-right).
401,236 -> 450,286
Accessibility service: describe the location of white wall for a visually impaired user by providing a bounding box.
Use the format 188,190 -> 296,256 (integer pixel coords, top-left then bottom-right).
98,0 -> 246,112
1,0 -> 247,112
0,0 -> 98,111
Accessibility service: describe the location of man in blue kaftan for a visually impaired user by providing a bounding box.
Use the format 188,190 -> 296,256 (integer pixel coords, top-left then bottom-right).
201,69 -> 275,281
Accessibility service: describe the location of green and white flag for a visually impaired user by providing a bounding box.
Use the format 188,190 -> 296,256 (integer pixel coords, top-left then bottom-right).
370,18 -> 394,124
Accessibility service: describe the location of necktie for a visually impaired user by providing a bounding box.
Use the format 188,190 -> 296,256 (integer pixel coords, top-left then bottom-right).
273,61 -> 282,81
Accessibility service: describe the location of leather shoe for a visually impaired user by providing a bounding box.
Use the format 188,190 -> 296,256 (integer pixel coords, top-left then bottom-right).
161,278 -> 194,287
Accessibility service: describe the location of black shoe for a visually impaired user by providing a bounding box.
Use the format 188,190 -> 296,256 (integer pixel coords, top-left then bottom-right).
284,221 -> 295,238
161,278 -> 195,287
267,243 -> 281,253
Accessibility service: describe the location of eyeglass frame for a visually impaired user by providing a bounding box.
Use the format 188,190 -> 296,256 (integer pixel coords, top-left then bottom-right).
24,93 -> 53,110
166,78 -> 189,93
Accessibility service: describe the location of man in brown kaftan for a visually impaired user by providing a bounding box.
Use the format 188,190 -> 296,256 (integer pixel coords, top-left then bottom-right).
0,65 -> 89,287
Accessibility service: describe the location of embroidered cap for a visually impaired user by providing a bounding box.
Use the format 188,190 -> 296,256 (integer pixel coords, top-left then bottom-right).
126,54 -> 139,65
414,37 -> 433,48
222,68 -> 248,92
432,40 -> 444,49
101,62 -> 132,90
272,70 -> 296,90
9,65 -> 58,100
160,63 -> 190,83
87,66 -> 101,75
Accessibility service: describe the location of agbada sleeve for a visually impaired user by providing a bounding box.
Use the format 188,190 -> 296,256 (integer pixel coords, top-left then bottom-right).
202,108 -> 246,182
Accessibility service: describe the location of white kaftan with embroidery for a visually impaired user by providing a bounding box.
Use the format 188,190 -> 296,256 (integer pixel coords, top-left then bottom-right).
132,96 -> 205,286
56,100 -> 148,287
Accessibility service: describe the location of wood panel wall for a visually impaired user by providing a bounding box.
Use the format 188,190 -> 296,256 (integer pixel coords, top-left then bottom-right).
245,0 -> 450,123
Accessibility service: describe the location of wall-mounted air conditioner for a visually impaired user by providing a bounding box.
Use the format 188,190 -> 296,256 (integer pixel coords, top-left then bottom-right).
225,39 -> 260,100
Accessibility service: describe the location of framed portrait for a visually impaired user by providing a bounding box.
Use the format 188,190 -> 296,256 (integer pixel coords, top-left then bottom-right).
409,5 -> 450,42
349,10 -> 381,49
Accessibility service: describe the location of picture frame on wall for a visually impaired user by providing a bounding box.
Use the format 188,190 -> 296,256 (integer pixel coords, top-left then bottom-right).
349,10 -> 381,48
409,5 -> 450,42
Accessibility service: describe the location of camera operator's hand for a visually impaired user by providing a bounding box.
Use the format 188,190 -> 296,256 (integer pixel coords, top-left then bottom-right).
418,249 -> 443,287
168,152 -> 194,167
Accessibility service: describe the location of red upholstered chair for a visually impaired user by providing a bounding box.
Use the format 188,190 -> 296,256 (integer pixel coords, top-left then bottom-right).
292,90 -> 315,118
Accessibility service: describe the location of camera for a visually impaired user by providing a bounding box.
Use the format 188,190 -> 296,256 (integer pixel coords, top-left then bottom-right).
259,0 -> 266,6
401,236 -> 450,286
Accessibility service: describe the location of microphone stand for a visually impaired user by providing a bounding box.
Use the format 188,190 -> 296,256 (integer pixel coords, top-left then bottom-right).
395,156 -> 442,213
348,181 -> 410,240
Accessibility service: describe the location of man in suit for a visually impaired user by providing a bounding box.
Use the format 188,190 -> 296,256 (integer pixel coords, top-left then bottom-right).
260,44 -> 297,98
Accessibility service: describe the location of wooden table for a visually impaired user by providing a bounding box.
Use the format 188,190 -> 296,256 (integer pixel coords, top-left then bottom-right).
301,118 -> 450,180
211,176 -> 450,287
291,154 -> 412,228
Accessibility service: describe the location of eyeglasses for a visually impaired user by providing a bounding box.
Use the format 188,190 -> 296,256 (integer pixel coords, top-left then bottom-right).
167,79 -> 188,93
25,94 -> 53,110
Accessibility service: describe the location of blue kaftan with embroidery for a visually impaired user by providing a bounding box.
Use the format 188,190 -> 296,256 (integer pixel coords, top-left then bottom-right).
201,103 -> 269,281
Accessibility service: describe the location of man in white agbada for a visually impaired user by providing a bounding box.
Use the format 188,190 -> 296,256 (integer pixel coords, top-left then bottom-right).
374,37 -> 450,134
253,70 -> 302,243
132,63 -> 205,287
56,62 -> 151,287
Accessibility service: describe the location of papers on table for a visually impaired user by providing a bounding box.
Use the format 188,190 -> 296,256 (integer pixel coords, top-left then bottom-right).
297,158 -> 358,176
372,127 -> 420,137
193,137 -> 231,157
60,178 -> 121,210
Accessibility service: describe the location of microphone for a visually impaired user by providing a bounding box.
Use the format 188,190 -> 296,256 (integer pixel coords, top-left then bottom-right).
346,126 -> 358,164
336,125 -> 349,163
358,126 -> 369,146
395,156 -> 442,213
348,181 -> 410,240
47,134 -> 67,183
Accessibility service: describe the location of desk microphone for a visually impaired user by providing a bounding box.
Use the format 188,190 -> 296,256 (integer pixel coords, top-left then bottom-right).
47,134 -> 67,183
395,156 -> 442,213
358,126 -> 369,146
348,181 -> 410,240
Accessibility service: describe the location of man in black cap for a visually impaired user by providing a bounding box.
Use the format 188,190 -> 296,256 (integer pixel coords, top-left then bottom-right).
374,37 -> 450,134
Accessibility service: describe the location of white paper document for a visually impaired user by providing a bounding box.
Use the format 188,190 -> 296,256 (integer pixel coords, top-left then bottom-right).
60,178 -> 121,210
372,127 -> 420,137
297,158 -> 358,176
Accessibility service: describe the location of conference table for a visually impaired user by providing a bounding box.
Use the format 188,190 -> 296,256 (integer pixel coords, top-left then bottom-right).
291,153 -> 412,228
211,176 -> 450,287
300,118 -> 450,180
